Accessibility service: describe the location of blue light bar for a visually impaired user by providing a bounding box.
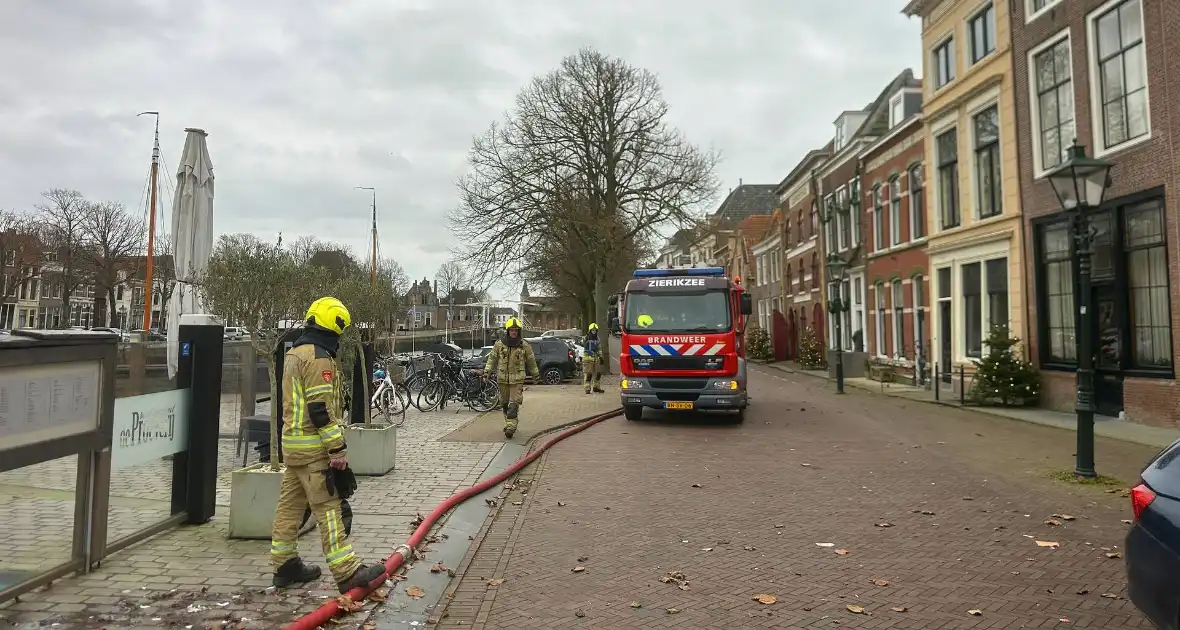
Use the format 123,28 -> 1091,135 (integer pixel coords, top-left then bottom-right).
634,267 -> 726,278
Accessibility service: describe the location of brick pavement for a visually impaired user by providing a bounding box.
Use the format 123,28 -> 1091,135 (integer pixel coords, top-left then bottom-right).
437,365 -> 1158,629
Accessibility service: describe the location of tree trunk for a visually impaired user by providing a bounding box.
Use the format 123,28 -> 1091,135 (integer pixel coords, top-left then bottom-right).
107,288 -> 117,327
592,274 -> 612,374
62,294 -> 72,329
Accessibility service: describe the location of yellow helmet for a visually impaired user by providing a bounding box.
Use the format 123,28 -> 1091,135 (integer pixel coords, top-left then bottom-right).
588,323 -> 599,331
305,297 -> 351,334
636,314 -> 653,328
504,317 -> 522,330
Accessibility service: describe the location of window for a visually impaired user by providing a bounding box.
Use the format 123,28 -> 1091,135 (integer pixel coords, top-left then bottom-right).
969,4 -> 997,63
890,178 -> 902,246
913,275 -> 926,361
986,258 -> 1009,333
933,38 -> 955,88
848,180 -> 861,248
1031,37 -> 1075,173
937,129 -> 960,229
835,124 -> 846,150
852,277 -> 863,351
1039,223 -> 1075,362
823,194 -> 836,252
892,280 -> 905,357
1092,0 -> 1148,150
837,188 -> 850,251
810,254 -> 819,290
962,262 -> 982,357
1126,201 -> 1171,367
890,95 -> 904,127
1031,0 -> 1061,15
909,165 -> 926,240
875,283 -> 886,355
974,106 -> 1002,218
872,185 -> 884,251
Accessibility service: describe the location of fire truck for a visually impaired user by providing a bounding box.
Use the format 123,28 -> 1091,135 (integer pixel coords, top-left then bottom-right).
608,265 -> 753,422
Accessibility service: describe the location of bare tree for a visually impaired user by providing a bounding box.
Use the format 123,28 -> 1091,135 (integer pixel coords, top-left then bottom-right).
36,189 -> 91,326
80,200 -> 146,327
449,48 -> 719,370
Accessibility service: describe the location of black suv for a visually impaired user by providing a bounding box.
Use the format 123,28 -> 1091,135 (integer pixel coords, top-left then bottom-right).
525,337 -> 577,385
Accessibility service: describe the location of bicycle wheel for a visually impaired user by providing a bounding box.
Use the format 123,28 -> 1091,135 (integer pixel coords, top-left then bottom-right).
416,381 -> 446,412
465,378 -> 500,413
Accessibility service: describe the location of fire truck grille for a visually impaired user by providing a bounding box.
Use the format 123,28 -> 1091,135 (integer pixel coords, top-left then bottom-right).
650,379 -> 709,390
632,356 -> 713,370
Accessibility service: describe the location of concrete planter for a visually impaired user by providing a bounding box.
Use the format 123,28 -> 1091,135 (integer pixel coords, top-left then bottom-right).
343,423 -> 397,476
228,463 -> 316,540
826,350 -> 869,379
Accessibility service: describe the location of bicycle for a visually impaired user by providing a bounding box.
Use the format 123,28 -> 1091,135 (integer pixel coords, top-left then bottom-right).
415,354 -> 499,413
369,360 -> 410,426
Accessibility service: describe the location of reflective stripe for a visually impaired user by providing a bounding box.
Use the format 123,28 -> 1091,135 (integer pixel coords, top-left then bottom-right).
323,508 -> 355,568
290,375 -> 304,436
282,434 -> 325,450
306,384 -> 333,396
318,425 -> 342,441
271,540 -> 297,556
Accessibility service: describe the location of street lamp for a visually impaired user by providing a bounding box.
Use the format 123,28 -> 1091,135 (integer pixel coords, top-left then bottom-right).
118,305 -> 127,330
1045,141 -> 1113,480
825,253 -> 850,394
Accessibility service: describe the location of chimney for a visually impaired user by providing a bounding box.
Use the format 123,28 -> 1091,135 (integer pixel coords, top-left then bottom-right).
739,178 -> 743,187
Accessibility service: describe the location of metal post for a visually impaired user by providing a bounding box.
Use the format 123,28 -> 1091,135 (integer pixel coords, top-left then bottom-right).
833,287 -> 845,395
933,362 -> 939,401
1074,211 -> 1097,478
959,364 -> 966,404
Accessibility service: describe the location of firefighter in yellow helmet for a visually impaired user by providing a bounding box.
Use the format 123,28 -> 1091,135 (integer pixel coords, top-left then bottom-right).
581,323 -> 604,394
483,317 -> 540,438
269,297 -> 385,592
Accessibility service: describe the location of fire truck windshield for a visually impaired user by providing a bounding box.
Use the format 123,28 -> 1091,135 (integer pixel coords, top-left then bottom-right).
624,290 -> 731,333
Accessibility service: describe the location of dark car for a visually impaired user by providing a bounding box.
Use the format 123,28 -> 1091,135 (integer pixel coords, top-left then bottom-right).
524,337 -> 577,385
1126,437 -> 1180,629
464,345 -> 495,370
421,342 -> 463,359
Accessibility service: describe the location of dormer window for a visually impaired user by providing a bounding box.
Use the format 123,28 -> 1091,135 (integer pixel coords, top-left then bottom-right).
889,95 -> 904,127
834,124 -> 846,150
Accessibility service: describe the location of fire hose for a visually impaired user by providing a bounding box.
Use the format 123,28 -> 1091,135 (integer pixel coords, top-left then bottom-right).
283,406 -> 624,630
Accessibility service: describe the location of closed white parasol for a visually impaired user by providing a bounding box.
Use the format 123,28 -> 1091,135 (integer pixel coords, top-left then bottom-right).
166,128 -> 215,379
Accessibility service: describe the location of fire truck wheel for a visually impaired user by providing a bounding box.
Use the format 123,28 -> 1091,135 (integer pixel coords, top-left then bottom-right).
623,405 -> 643,421
732,408 -> 746,424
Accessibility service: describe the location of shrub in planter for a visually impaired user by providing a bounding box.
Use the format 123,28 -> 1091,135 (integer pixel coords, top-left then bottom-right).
969,325 -> 1041,406
798,326 -> 825,369
746,326 -> 774,361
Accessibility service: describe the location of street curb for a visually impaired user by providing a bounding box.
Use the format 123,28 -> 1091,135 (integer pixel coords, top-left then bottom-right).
756,363 -> 1176,449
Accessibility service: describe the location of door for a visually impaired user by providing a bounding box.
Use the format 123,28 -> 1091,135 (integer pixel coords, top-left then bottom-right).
939,302 -> 952,383
1093,286 -> 1125,417
772,310 -> 788,361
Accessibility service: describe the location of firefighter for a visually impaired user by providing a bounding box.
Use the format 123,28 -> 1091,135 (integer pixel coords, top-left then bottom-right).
582,323 -> 605,394
483,317 -> 540,438
269,297 -> 386,593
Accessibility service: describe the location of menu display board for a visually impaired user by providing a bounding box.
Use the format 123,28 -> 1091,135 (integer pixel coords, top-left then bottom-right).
0,361 -> 102,453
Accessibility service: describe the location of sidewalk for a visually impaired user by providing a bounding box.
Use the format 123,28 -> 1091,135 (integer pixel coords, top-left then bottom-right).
0,378 -> 617,630
762,360 -> 1180,449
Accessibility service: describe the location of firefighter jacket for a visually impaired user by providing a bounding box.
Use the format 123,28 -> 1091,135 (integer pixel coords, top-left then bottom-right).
581,334 -> 602,359
484,338 -> 540,385
280,332 -> 347,467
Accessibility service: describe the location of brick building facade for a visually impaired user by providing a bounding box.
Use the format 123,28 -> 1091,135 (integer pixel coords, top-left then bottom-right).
860,85 -> 929,369
774,149 -> 829,357
1010,0 -> 1180,427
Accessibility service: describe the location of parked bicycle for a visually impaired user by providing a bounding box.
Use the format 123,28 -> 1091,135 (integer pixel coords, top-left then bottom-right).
415,353 -> 499,413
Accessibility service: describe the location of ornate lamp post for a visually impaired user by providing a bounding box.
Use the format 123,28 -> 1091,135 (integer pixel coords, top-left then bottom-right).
826,253 -> 850,394
1045,141 -> 1113,479
118,305 -> 128,330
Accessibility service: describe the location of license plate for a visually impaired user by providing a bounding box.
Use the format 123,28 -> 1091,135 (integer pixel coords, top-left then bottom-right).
664,401 -> 694,410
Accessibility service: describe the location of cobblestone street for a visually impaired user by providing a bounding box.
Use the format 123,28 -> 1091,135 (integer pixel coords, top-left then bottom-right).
437,365 -> 1165,629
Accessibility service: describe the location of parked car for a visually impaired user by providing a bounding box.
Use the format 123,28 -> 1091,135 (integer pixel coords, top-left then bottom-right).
1126,437 -> 1180,629
524,337 -> 577,385
224,326 -> 246,341
464,345 -> 495,370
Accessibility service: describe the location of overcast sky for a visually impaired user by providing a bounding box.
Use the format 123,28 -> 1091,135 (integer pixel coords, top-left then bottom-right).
0,0 -> 920,301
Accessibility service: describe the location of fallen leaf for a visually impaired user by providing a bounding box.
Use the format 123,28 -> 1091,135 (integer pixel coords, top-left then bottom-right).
557,501 -> 567,507
875,522 -> 893,528
700,547 -> 713,552
406,586 -> 425,599
691,483 -> 702,488
629,602 -> 642,608
967,609 -> 983,616
815,542 -> 835,547
363,624 -> 377,630
834,549 -> 850,556
775,524 -> 785,529
487,579 -> 505,586
512,501 -> 523,506
1076,588 -> 1091,595
871,579 -> 889,587
503,483 -> 515,490
572,566 -> 586,573
368,588 -> 388,602
1104,551 -> 1122,559
920,510 -> 935,516
1121,519 -> 1133,524
1035,540 -> 1060,548
1044,519 -> 1062,526
1100,593 -> 1124,599
574,610 -> 585,618
891,606 -> 908,612
1059,514 -> 1076,521
752,594 -> 777,604
743,545 -> 756,551
335,596 -> 365,613
666,608 -> 680,614
846,604 -> 869,615
659,571 -> 690,590
577,556 -> 589,562
430,562 -> 448,573
801,463 -> 811,467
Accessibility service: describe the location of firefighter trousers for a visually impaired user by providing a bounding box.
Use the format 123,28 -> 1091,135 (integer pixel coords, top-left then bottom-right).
582,356 -> 601,392
498,383 -> 524,430
270,458 -> 361,582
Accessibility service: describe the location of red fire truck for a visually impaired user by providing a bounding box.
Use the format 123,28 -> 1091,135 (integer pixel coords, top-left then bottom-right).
608,265 -> 753,422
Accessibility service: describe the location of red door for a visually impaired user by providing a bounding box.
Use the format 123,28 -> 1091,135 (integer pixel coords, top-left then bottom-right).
787,309 -> 797,359
772,309 -> 788,361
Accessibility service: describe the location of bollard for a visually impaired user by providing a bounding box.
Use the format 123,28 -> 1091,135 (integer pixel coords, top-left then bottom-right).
171,314 -> 224,525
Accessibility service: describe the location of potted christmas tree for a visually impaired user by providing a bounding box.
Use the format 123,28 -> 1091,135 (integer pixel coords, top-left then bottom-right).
968,325 -> 1041,407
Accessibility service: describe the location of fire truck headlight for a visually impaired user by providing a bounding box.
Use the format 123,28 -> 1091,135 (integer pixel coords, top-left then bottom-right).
621,379 -> 643,389
712,380 -> 739,390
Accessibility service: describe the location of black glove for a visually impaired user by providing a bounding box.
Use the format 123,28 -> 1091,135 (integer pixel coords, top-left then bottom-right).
326,466 -> 358,501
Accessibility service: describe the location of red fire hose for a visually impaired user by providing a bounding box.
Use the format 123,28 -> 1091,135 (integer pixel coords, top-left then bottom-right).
283,407 -> 624,630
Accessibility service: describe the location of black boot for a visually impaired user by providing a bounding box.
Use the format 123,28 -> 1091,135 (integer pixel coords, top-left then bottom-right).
273,557 -> 321,588
338,563 -> 387,594
593,387 -> 605,393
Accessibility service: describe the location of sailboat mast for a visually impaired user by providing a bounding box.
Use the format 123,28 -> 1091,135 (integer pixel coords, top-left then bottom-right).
139,111 -> 160,332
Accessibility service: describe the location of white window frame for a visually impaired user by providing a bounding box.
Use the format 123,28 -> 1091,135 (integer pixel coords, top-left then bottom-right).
1086,0 -> 1152,158
971,101 -> 1003,220
964,88 -> 1001,223
835,186 -> 849,252
1026,0 -> 1064,25
835,123 -> 846,151
1027,29 -> 1075,178
890,178 -> 903,246
912,274 -> 926,361
848,178 -> 860,248
892,280 -> 905,358
934,266 -> 953,364
889,93 -> 904,128
967,2 -> 997,66
932,35 -> 956,90
874,282 -> 886,356
908,164 -> 926,241
823,193 -> 836,253
872,185 -> 884,251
